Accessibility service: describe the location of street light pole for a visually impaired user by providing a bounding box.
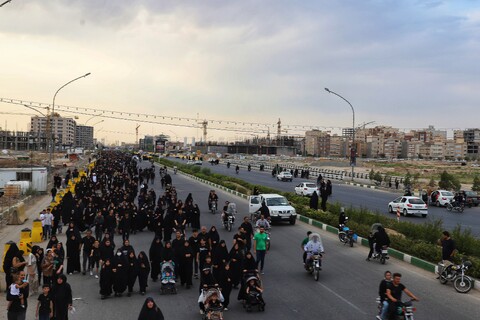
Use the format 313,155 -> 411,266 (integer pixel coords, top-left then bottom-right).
325,88 -> 356,181
0,0 -> 13,8
49,72 -> 91,173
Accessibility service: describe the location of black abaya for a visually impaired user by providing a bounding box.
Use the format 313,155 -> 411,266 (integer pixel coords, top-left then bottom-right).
113,253 -> 128,295
100,262 -> 114,297
127,255 -> 139,294
138,252 -> 150,293
66,236 -> 81,274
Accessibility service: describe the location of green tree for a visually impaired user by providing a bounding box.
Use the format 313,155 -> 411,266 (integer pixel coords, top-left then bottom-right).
472,175 -> 480,192
438,170 -> 461,190
369,169 -> 375,181
374,172 -> 383,183
404,172 -> 412,187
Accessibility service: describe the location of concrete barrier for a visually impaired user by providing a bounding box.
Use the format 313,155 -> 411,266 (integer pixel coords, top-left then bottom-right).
7,202 -> 27,225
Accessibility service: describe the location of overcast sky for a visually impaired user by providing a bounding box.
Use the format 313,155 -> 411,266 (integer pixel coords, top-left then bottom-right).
1,0 -> 479,144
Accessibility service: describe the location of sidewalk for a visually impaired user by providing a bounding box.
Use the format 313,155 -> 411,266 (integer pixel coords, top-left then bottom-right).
0,193 -> 51,307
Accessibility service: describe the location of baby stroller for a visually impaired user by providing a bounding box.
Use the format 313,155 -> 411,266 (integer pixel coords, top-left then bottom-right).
242,273 -> 265,312
201,287 -> 224,320
160,261 -> 177,294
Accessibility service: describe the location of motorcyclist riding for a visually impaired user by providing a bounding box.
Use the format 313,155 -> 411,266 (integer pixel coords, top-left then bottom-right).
255,215 -> 270,230
452,192 -> 464,208
248,164 -> 251,171
208,190 -> 219,211
374,226 -> 390,256
222,201 -> 236,224
235,165 -> 240,174
304,233 -> 324,267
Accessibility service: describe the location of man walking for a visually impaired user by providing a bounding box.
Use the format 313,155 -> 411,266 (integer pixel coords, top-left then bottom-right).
437,231 -> 456,278
253,226 -> 268,274
50,186 -> 57,203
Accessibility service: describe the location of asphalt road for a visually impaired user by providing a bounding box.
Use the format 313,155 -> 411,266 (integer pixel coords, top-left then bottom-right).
30,160 -> 478,320
169,158 -> 480,237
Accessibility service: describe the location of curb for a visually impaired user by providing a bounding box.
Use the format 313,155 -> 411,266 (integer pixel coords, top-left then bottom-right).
345,182 -> 377,189
168,164 -> 479,291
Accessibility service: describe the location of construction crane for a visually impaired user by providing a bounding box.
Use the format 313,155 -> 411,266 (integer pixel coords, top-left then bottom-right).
135,124 -> 140,150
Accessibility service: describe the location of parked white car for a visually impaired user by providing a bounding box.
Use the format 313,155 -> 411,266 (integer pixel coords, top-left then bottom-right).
430,190 -> 454,207
388,196 -> 428,218
276,171 -> 293,182
294,182 -> 319,196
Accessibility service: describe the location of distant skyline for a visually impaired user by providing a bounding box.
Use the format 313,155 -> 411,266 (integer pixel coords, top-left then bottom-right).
1,1 -> 479,143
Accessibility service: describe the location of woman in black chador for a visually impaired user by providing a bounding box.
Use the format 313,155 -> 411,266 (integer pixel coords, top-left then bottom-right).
112,249 -> 128,297
100,259 -> 114,299
66,234 -> 81,274
127,251 -> 138,297
137,251 -> 150,295
137,297 -> 164,320
179,240 -> 194,289
212,240 -> 229,281
149,237 -> 163,282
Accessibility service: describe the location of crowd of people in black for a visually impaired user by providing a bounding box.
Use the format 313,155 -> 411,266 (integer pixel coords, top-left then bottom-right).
4,151 -> 268,319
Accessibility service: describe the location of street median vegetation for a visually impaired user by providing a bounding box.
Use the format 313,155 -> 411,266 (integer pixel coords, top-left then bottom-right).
160,158 -> 480,278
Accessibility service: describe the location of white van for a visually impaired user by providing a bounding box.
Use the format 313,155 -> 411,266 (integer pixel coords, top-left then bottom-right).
248,194 -> 296,225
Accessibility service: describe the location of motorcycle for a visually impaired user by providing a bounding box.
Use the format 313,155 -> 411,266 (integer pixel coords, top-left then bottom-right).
210,201 -> 217,214
223,202 -> 237,232
377,298 -> 416,320
338,218 -> 357,247
226,162 -> 231,169
372,245 -> 390,264
446,201 -> 464,213
173,166 -> 177,174
304,252 -> 322,281
222,212 -> 235,232
248,164 -> 251,172
438,259 -> 473,293
235,166 -> 239,174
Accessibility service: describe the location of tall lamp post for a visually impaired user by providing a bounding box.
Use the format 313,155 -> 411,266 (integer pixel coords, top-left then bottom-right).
324,88 -> 356,181
48,72 -> 91,173
0,0 -> 13,8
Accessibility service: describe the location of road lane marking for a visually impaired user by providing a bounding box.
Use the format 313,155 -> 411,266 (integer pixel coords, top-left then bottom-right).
317,282 -> 367,315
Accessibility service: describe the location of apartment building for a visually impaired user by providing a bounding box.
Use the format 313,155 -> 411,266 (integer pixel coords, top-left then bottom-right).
305,130 -> 331,157
30,115 -> 77,147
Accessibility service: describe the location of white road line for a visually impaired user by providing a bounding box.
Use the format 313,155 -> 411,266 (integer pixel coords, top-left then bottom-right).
317,282 -> 367,315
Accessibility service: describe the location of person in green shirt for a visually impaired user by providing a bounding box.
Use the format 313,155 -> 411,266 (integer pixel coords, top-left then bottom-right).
253,227 -> 269,274
301,231 -> 312,263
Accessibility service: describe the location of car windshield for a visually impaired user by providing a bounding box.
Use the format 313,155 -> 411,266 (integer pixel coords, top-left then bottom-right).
441,191 -> 454,196
465,191 -> 477,196
409,199 -> 425,204
305,183 -> 316,188
266,197 -> 289,206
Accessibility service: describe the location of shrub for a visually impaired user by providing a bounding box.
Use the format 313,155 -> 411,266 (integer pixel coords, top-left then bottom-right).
472,175 -> 480,192
438,170 -> 461,191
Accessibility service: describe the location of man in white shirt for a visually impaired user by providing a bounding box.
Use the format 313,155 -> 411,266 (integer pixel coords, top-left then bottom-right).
41,209 -> 54,240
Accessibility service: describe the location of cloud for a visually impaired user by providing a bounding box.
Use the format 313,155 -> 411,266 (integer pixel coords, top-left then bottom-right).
0,0 -> 479,143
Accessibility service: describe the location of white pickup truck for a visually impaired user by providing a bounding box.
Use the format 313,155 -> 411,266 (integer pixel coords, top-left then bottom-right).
248,193 -> 296,225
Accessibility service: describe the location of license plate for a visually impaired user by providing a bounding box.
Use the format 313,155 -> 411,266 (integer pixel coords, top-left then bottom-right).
382,250 -> 388,254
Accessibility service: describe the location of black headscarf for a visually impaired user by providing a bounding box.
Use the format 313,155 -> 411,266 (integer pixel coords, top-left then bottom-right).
3,243 -> 19,273
138,297 -> 164,320
242,251 -> 257,271
212,240 -> 229,265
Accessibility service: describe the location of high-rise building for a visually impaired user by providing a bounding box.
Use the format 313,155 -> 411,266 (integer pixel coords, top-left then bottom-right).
75,125 -> 94,149
305,130 -> 330,157
30,115 -> 77,147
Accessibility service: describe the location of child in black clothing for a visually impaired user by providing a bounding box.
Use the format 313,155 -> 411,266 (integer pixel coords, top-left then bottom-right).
36,284 -> 53,320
